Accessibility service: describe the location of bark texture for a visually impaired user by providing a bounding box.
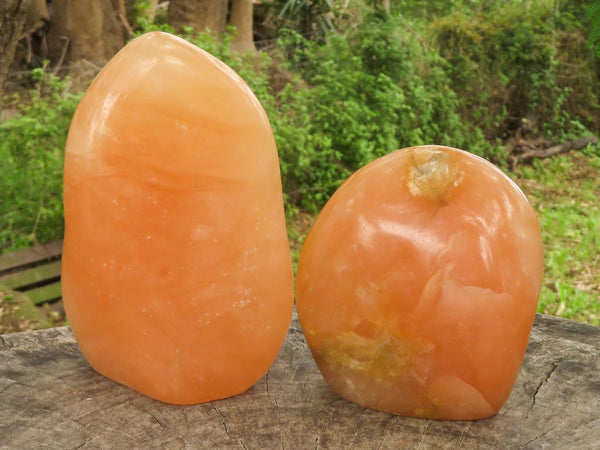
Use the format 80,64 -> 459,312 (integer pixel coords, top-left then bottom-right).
23,0 -> 49,35
46,0 -> 125,80
1,313 -> 599,448
0,0 -> 32,109
229,0 -> 256,53
168,0 -> 228,35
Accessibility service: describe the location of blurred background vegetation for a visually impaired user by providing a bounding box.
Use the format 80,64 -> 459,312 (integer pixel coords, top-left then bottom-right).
1,0 -> 599,328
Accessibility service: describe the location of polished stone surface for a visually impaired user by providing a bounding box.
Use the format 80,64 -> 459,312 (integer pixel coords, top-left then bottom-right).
296,146 -> 543,419
62,32 -> 293,405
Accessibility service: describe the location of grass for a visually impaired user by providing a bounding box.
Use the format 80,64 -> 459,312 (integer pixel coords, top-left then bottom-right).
513,149 -> 600,325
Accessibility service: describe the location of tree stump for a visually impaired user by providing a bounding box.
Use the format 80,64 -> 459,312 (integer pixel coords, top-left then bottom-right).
1,313 -> 599,448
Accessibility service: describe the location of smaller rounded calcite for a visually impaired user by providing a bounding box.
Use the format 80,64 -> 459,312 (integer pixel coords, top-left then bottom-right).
296,146 -> 543,420
62,32 -> 293,404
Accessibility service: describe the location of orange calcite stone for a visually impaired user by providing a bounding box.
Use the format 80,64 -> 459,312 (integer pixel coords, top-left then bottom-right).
296,145 -> 543,420
61,32 -> 294,404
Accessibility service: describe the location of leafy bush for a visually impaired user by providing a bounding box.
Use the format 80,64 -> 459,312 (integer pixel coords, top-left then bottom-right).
274,13 -> 498,208
0,69 -> 81,252
265,0 -> 337,40
430,2 -> 600,141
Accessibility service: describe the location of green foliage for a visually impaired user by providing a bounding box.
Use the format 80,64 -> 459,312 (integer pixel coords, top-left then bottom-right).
130,0 -> 172,33
265,0 -> 337,40
430,2 -> 600,141
132,18 -> 174,36
0,68 -> 82,252
515,153 -> 600,325
394,0 -> 464,19
586,0 -> 600,55
274,14 -> 497,207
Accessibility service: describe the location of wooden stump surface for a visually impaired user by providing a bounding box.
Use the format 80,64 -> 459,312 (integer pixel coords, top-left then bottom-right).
1,313 -> 599,449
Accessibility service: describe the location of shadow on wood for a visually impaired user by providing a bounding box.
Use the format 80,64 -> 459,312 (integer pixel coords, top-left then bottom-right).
0,313 -> 599,448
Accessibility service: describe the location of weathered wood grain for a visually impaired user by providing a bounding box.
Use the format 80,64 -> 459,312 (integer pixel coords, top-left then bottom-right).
1,313 -> 599,449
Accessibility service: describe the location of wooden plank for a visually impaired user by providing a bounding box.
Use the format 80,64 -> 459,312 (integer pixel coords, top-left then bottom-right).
0,313 -> 599,448
0,241 -> 63,273
0,260 -> 61,289
25,281 -> 62,305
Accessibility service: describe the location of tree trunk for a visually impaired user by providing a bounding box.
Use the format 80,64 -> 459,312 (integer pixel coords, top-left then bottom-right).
229,0 -> 256,53
46,0 -> 125,83
111,0 -> 135,39
0,0 -> 32,111
24,0 -> 49,35
381,0 -> 390,14
168,0 -> 228,35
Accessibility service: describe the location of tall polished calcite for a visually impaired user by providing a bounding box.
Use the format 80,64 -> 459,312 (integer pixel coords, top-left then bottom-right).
296,146 -> 544,420
62,32 -> 294,405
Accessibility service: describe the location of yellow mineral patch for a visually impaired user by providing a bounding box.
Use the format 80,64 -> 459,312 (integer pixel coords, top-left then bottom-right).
315,328 -> 434,380
407,147 -> 463,204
